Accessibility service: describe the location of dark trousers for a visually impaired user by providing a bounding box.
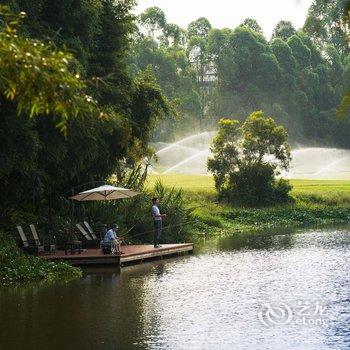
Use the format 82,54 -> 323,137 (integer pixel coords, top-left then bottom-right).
153,220 -> 162,247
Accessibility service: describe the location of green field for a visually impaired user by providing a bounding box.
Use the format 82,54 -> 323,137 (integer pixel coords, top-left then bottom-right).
147,174 -> 350,236
148,174 -> 350,193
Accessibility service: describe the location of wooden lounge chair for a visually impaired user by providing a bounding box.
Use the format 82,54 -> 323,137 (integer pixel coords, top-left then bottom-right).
17,225 -> 44,254
83,221 -> 98,240
29,224 -> 56,254
76,223 -> 100,248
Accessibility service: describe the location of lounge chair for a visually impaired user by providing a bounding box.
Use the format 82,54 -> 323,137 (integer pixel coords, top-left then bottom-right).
76,223 -> 100,248
83,221 -> 98,240
17,225 -> 44,254
29,224 -> 56,254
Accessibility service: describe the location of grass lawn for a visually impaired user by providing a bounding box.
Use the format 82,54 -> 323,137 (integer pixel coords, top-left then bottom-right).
147,174 -> 350,236
148,174 -> 350,193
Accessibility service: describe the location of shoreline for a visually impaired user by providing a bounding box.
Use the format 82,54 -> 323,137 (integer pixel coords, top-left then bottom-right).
148,175 -> 350,238
188,192 -> 350,238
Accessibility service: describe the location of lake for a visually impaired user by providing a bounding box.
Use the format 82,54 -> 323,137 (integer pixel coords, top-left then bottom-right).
1,226 -> 350,350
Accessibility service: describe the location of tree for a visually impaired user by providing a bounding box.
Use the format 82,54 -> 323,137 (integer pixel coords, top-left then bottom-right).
130,28 -> 200,138
139,6 -> 166,40
186,18 -> 213,129
0,5 -> 112,225
270,38 -> 296,73
89,0 -> 135,107
0,3 -> 172,230
337,0 -> 350,117
240,18 -> 263,35
272,21 -> 296,41
161,23 -> 185,47
133,3 -> 350,148
6,0 -> 103,68
210,25 -> 281,114
304,0 -> 350,55
287,35 -> 311,69
4,0 -> 172,156
187,17 -> 212,38
0,5 -> 98,134
207,111 -> 292,206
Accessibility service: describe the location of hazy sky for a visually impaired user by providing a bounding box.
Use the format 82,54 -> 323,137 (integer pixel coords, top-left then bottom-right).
135,0 -> 313,38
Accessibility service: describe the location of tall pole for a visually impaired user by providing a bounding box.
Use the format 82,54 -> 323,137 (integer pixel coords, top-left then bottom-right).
70,188 -> 75,242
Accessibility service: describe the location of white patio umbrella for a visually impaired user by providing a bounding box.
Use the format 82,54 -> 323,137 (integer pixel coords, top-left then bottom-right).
69,185 -> 140,201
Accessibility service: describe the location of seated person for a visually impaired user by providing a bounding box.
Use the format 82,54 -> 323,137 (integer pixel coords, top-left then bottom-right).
103,224 -> 123,254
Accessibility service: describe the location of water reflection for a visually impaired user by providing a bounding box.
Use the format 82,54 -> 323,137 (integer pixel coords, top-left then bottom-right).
216,228 -> 296,251
1,227 -> 350,349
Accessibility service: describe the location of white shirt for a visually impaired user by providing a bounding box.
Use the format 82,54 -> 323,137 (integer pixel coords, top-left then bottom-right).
104,229 -> 117,243
152,204 -> 162,221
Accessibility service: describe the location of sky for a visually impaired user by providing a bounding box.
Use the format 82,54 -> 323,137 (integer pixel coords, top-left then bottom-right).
135,0 -> 314,38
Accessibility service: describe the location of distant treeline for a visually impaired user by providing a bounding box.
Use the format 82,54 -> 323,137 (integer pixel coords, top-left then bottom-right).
132,0 -> 350,147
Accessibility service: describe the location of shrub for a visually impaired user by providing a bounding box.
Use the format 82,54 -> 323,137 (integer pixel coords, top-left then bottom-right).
0,232 -> 81,286
226,162 -> 292,206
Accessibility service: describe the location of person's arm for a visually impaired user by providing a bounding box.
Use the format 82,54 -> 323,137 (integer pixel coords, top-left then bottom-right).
156,206 -> 167,218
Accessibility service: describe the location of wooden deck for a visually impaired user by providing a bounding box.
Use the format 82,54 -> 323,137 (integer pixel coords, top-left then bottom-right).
46,243 -> 193,266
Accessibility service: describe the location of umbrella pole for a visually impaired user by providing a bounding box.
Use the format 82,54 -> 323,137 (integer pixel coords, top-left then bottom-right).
70,189 -> 75,242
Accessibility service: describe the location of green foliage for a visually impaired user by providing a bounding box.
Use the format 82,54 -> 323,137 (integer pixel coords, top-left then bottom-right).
148,175 -> 350,237
337,93 -> 350,117
139,6 -> 166,39
187,17 -> 212,38
0,232 -> 81,285
135,4 -> 350,147
174,180 -> 350,236
240,18 -> 263,35
0,5 -> 98,134
76,179 -> 194,245
336,0 -> 350,117
304,0 -> 350,55
242,111 -> 291,168
2,0 -> 350,245
162,23 -> 185,47
130,66 -> 173,153
132,9 -> 201,138
208,112 -> 292,206
227,163 -> 292,206
272,21 -> 296,41
0,2 -> 173,232
222,202 -> 350,229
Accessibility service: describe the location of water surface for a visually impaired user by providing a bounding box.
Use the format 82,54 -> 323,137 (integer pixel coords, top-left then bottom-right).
1,227 -> 350,349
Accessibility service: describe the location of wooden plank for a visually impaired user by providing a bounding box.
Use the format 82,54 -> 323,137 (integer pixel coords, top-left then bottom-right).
121,244 -> 193,263
58,257 -> 119,265
48,255 -> 120,266
44,243 -> 193,267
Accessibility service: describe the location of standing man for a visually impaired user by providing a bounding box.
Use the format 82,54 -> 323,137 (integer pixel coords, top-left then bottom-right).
151,197 -> 166,248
